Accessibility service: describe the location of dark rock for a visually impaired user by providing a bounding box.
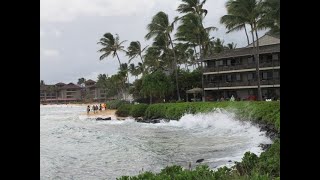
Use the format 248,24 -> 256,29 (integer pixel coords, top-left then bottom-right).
152,119 -> 161,123
96,117 -> 111,121
196,159 -> 204,163
228,160 -> 232,162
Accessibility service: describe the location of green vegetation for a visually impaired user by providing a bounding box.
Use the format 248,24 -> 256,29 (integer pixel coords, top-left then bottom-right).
115,104 -> 133,117
130,104 -> 149,118
116,140 -> 279,179
93,0 -> 280,102
107,100 -> 127,109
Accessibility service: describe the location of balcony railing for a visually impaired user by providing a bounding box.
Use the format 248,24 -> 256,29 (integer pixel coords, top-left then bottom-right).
204,60 -> 280,73
204,79 -> 280,88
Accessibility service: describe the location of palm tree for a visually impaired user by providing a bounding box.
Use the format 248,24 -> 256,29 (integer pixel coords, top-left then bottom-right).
145,11 -> 181,100
258,0 -> 280,35
97,33 -> 127,67
177,0 -> 208,18
220,15 -> 250,45
129,63 -> 143,79
223,0 -> 263,101
127,41 -> 148,75
213,38 -> 225,53
225,42 -> 237,50
77,77 -> 86,87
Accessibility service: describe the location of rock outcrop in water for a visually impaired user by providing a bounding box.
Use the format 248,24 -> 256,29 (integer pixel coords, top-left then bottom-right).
135,117 -> 162,124
96,117 -> 111,121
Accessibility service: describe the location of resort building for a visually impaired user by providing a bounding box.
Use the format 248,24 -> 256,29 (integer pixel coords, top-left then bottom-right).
40,83 -> 82,104
84,79 -> 107,102
40,80 -> 109,104
202,34 -> 280,101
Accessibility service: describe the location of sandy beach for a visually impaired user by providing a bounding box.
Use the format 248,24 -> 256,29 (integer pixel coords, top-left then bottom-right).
80,109 -> 128,120
82,109 -> 117,117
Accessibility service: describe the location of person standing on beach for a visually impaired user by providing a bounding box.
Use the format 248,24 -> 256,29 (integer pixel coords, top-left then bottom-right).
92,105 -> 95,114
99,104 -> 102,111
87,105 -> 90,114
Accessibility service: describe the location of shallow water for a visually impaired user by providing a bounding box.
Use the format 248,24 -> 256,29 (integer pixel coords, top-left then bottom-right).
40,105 -> 271,180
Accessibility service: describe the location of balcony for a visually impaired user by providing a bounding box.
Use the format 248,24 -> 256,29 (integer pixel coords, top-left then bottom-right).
204,60 -> 280,73
204,79 -> 280,88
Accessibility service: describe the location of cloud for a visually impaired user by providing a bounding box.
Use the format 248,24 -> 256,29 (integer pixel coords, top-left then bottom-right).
41,48 -> 60,57
40,0 -> 156,23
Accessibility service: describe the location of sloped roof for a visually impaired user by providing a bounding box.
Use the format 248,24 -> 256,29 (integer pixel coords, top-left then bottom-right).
55,82 -> 66,87
85,79 -> 96,84
60,83 -> 81,89
246,34 -> 280,48
40,85 -> 57,91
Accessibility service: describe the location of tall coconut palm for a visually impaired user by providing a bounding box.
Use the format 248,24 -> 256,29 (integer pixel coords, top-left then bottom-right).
129,63 -> 144,79
145,11 -> 181,100
220,15 -> 250,45
258,0 -> 280,35
127,41 -> 148,75
97,33 -> 127,67
175,13 -> 217,57
223,0 -> 263,101
144,46 -> 165,73
177,0 -> 208,18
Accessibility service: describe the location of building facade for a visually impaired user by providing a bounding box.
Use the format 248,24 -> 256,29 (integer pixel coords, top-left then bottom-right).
40,83 -> 82,104
84,79 -> 107,102
202,34 -> 280,101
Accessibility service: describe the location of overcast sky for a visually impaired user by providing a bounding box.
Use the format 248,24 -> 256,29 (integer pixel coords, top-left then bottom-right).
40,0 -> 266,84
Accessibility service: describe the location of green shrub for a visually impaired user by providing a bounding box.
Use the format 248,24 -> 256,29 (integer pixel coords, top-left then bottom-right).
107,100 -> 127,109
130,104 -> 149,117
115,104 -> 133,117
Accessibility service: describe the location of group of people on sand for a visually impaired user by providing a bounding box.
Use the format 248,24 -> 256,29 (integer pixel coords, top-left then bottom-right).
86,103 -> 107,114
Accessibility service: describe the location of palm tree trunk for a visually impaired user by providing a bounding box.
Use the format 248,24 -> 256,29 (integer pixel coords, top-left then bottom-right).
254,22 -> 262,101
168,34 -> 181,101
115,52 -> 122,66
244,25 -> 250,45
139,55 -> 145,75
115,52 -> 127,100
250,24 -> 262,101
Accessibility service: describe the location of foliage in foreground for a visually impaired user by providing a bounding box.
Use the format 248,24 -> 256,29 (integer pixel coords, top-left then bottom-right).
117,140 -> 279,180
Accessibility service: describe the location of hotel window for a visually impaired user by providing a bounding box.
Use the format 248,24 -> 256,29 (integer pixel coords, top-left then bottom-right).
248,57 -> 254,64
215,60 -> 222,66
273,71 -> 279,79
248,73 -> 255,80
236,73 -> 241,81
235,58 -> 241,65
262,72 -> 268,80
226,74 -> 232,82
272,53 -> 279,60
266,54 -> 272,62
227,59 -> 231,66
